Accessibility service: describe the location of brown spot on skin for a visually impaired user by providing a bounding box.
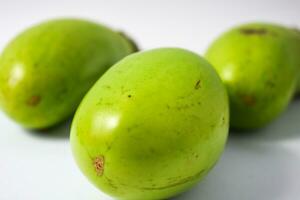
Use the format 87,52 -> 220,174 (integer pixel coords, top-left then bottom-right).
128,94 -> 132,98
27,95 -> 41,106
240,28 -> 268,35
93,156 -> 105,176
241,95 -> 256,106
195,80 -> 201,89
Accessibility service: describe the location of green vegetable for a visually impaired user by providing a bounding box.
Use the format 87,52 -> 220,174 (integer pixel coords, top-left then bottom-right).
71,48 -> 229,200
0,18 -> 136,129
206,23 -> 299,129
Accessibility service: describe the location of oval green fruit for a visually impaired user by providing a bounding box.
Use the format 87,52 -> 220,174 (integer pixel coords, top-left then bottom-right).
205,23 -> 299,130
70,48 -> 229,200
0,18 -> 136,129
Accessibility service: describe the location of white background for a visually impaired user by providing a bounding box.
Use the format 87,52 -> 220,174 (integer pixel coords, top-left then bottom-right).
0,0 -> 300,199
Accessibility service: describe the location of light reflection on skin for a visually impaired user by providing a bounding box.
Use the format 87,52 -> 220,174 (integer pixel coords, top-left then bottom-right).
8,63 -> 25,87
221,65 -> 234,83
92,111 -> 120,135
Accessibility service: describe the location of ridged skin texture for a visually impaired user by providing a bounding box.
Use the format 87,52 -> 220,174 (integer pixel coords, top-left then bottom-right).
206,23 -> 299,130
71,48 -> 229,200
0,18 -> 136,129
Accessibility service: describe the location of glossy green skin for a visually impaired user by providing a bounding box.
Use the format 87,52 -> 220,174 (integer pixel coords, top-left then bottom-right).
0,19 -> 135,129
71,48 -> 229,200
205,23 -> 299,130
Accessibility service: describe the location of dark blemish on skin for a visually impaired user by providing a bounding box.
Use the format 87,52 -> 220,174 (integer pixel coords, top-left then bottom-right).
93,156 -> 105,176
241,95 -> 256,106
105,176 -> 118,189
176,104 -> 190,111
266,80 -> 275,88
195,80 -> 201,89
27,95 -> 41,106
138,169 -> 206,190
128,94 -> 132,98
192,152 -> 199,158
240,28 -> 268,35
105,142 -> 112,152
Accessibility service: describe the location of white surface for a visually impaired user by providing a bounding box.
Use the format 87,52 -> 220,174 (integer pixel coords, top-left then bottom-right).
0,0 -> 300,200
